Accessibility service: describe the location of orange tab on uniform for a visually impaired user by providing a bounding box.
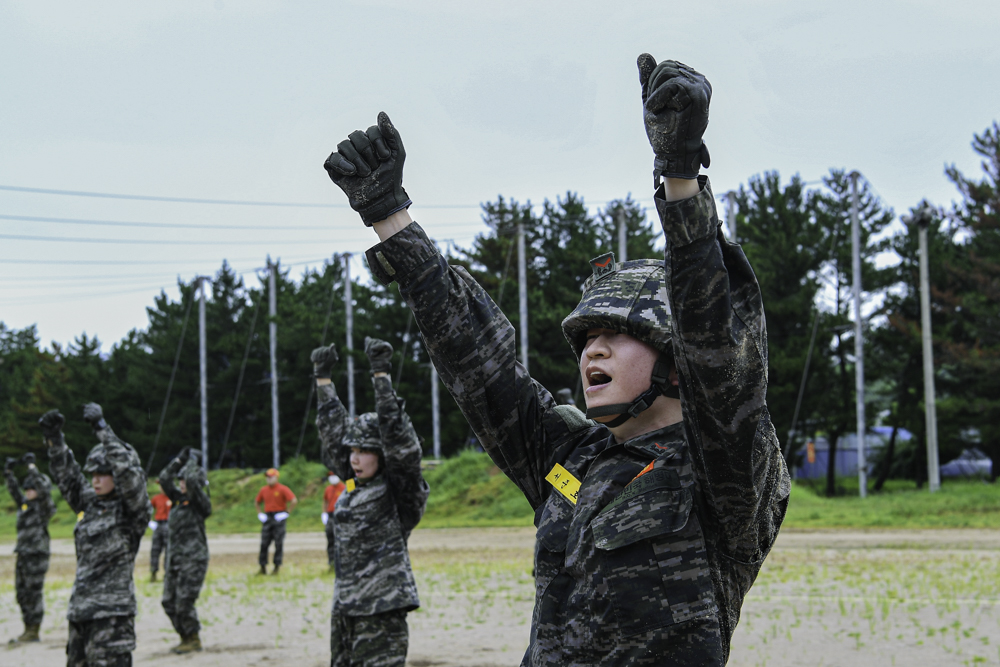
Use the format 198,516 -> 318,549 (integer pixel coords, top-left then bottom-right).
545,463 -> 581,505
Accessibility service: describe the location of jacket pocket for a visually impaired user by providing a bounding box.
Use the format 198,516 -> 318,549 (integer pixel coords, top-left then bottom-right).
592,481 -> 716,636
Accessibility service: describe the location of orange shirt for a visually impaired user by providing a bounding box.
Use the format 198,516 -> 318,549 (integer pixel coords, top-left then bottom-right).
256,483 -> 296,513
151,493 -> 172,521
324,482 -> 346,513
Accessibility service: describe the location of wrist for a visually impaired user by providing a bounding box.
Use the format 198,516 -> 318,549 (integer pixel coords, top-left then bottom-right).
661,177 -> 701,202
372,209 -> 413,242
316,377 -> 332,386
373,371 -> 390,378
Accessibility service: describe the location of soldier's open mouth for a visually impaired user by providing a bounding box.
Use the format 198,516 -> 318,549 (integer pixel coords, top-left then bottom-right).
589,372 -> 612,386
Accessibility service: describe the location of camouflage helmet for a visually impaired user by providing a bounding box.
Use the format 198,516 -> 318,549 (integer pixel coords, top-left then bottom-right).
342,412 -> 382,452
82,444 -> 113,475
21,471 -> 42,491
561,254 -> 673,358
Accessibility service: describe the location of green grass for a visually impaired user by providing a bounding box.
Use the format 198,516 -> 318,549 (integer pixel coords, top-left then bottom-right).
5,454 -> 1000,539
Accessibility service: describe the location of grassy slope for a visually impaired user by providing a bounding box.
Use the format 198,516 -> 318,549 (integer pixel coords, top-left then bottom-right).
4,453 -> 1000,540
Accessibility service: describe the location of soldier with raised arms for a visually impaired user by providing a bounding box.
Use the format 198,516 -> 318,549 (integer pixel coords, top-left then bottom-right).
5,452 -> 56,645
158,447 -> 212,654
321,54 -> 790,665
39,404 -> 151,667
311,337 -> 429,667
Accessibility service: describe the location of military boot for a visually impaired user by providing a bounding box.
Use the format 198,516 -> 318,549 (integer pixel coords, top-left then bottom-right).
258,565 -> 267,575
171,633 -> 202,654
271,564 -> 281,575
8,624 -> 40,644
150,570 -> 158,582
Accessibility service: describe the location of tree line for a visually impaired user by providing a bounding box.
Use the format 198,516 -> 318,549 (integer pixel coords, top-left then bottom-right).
2,122 -> 997,495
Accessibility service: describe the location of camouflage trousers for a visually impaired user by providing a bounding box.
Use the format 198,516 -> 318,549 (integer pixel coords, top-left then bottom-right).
325,517 -> 336,567
161,558 -> 208,638
330,608 -> 408,667
259,517 -> 286,567
15,552 -> 49,627
67,615 -> 135,667
149,524 -> 169,573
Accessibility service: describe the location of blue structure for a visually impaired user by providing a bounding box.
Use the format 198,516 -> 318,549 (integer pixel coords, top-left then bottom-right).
793,427 -> 913,479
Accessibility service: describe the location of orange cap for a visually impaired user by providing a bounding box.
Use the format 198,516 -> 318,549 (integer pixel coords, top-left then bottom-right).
266,468 -> 279,478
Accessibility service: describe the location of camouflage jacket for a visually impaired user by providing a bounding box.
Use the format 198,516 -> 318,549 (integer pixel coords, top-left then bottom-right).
316,374 -> 429,617
365,177 -> 790,665
159,454 -> 211,567
48,426 -> 152,621
5,468 -> 56,555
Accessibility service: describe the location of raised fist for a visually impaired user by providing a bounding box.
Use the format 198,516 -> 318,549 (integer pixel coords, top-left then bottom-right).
637,54 -> 711,185
364,337 -> 393,375
21,452 -> 36,466
82,403 -> 106,429
38,410 -> 65,441
323,112 -> 411,226
311,344 -> 339,379
177,446 -> 192,464
4,457 -> 15,473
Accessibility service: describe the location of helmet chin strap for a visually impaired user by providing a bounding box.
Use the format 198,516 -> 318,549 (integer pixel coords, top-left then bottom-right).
585,354 -> 678,428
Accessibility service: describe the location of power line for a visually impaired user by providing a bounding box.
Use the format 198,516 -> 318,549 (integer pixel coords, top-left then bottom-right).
0,232 -> 340,246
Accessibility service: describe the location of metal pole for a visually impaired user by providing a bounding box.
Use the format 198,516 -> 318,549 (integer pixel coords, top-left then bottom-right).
517,221 -> 529,372
850,172 -> 866,498
617,207 -> 627,263
268,258 -> 280,469
431,364 -> 441,459
344,253 -> 356,419
916,213 -> 941,491
726,191 -> 737,239
198,276 -> 209,472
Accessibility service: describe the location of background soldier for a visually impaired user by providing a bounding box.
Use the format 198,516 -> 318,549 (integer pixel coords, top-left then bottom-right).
148,478 -> 172,582
321,54 -> 789,665
158,447 -> 211,654
39,403 -> 151,667
254,468 -> 296,575
313,337 -> 429,667
322,472 -> 346,571
5,452 -> 56,644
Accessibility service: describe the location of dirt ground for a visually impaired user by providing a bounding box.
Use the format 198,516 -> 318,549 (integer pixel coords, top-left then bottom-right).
2,527 -> 999,666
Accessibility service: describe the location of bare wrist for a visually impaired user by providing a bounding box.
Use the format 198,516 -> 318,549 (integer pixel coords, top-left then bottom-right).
372,209 -> 413,242
661,177 -> 701,202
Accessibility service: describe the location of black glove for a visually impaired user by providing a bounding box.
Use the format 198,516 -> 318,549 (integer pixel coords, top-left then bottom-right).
637,54 -> 711,185
311,344 -> 339,379
176,446 -> 192,464
21,452 -> 36,466
38,410 -> 65,442
4,457 -> 15,473
323,112 -> 411,226
82,403 -> 107,430
364,337 -> 393,375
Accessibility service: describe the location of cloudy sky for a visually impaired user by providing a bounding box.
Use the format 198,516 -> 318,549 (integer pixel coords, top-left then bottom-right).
1,0 -> 997,349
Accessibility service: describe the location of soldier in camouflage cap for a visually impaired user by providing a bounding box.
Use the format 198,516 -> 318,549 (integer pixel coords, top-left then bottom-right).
312,337 -> 429,667
158,447 -> 212,654
5,452 -> 56,644
322,53 -> 790,665
40,403 -> 152,666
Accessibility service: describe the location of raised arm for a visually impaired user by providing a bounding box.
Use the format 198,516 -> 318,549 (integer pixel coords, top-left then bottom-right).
365,337 -> 429,534
180,454 -> 212,518
4,465 -> 25,506
40,410 -> 93,514
158,451 -> 187,503
312,344 -> 352,480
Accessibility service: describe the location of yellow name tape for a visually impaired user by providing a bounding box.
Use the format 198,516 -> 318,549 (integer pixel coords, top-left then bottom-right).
545,463 -> 581,505
21,504 -> 27,511
346,478 -> 356,493
77,511 -> 84,522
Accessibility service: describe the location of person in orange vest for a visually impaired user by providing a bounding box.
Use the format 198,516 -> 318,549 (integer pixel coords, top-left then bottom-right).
254,469 -> 297,575
322,472 -> 346,570
149,478 -> 172,582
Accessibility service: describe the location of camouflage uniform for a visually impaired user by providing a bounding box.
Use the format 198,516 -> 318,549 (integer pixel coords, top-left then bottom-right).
158,453 -> 212,640
316,373 -> 429,667
364,177 -> 790,665
48,423 -> 152,666
5,467 -> 56,629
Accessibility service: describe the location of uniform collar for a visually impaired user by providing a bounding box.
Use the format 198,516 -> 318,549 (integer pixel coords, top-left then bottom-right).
620,421 -> 686,459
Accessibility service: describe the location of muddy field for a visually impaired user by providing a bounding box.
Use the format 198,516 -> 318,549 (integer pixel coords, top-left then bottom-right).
2,528 -> 999,666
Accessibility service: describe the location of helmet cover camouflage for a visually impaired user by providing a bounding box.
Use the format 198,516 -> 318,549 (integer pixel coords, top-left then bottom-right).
342,412 -> 382,452
561,256 -> 673,358
21,471 -> 42,491
82,444 -> 113,475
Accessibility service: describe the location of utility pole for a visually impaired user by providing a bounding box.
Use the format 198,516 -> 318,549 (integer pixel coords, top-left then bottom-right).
726,191 -> 737,239
431,364 -> 441,459
517,221 -> 529,372
849,172 -> 866,498
907,205 -> 941,491
198,276 -> 209,472
617,207 -> 627,263
343,253 -> 356,419
268,257 -> 280,469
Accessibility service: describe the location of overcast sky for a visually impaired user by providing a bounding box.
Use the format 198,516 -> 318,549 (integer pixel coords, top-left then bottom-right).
1,0 -> 998,350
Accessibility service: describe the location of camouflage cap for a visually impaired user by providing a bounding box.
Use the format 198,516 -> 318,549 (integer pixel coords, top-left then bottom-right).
82,444 -> 113,475
342,412 -> 382,452
561,255 -> 673,358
